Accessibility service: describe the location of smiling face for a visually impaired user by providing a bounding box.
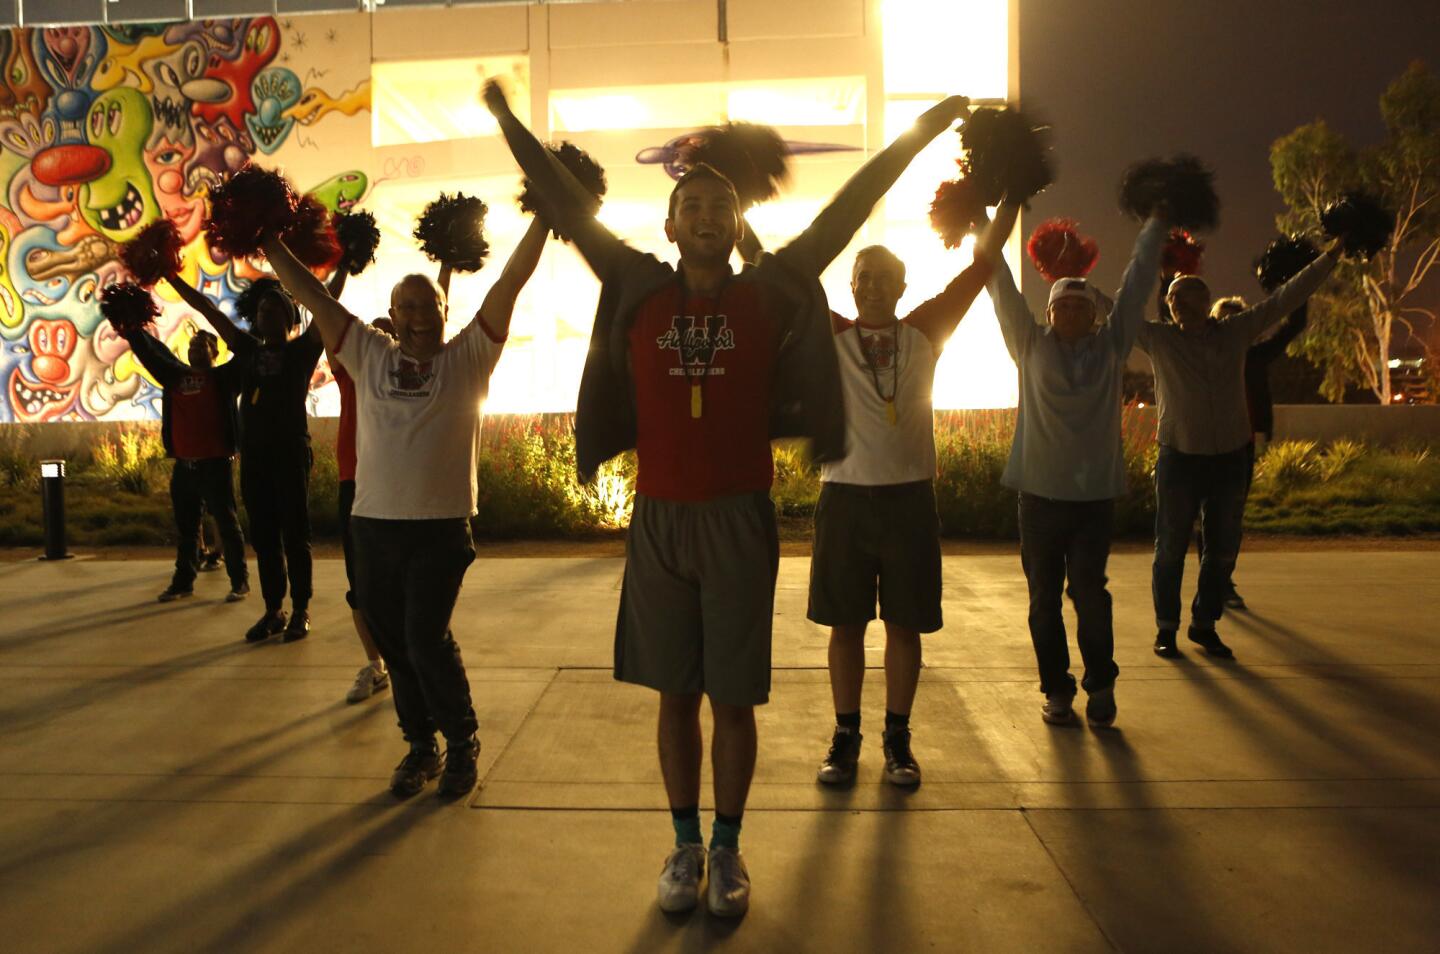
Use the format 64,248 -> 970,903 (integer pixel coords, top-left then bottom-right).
388,275 -> 448,362
851,248 -> 907,327
665,173 -> 741,269
79,88 -> 159,242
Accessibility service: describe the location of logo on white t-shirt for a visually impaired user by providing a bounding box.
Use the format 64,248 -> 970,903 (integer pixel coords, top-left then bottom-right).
388,357 -> 436,397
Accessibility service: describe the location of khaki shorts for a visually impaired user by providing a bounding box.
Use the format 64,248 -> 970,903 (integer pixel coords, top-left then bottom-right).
615,492 -> 779,706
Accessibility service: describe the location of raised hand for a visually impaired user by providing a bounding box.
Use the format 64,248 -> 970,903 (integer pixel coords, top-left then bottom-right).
915,95 -> 971,139
481,79 -> 512,119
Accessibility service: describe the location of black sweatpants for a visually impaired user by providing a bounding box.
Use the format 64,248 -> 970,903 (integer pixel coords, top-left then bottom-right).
352,516 -> 478,746
239,445 -> 313,612
171,458 -> 247,592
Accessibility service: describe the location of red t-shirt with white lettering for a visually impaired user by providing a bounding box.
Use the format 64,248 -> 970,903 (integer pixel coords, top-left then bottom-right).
332,361 -> 357,482
627,279 -> 783,501
171,370 -> 232,461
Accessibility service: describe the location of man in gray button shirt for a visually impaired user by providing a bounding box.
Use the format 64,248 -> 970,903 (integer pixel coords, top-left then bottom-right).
1137,243 -> 1340,659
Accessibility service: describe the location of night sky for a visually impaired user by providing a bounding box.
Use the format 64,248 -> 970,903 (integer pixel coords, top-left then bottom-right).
1015,0 -> 1440,337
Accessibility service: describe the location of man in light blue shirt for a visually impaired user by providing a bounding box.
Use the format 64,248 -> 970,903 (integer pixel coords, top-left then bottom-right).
985,202 -> 1169,727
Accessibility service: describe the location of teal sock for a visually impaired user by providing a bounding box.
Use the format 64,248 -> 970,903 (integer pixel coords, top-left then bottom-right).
710,813 -> 742,852
671,805 -> 702,846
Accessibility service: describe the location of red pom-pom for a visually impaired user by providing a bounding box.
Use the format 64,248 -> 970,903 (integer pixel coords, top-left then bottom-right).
100,281 -> 160,336
1026,218 -> 1099,283
283,194 -> 342,271
1162,228 -> 1205,276
120,219 -> 184,288
204,165 -> 298,259
929,178 -> 988,249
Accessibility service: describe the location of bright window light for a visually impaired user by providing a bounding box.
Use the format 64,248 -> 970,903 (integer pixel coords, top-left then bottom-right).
882,0 -> 1008,101
550,84 -> 725,133
726,77 -> 866,127
372,56 -> 529,146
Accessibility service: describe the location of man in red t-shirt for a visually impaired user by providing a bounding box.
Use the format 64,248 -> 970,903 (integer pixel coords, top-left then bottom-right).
120,326 -> 249,603
487,79 -> 970,918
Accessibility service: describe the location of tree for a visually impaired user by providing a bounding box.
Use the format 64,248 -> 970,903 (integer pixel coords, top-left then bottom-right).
1270,60 -> 1440,403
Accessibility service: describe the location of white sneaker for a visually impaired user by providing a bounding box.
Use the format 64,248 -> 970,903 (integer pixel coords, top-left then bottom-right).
657,843 -> 705,913
345,663 -> 389,704
1042,692 -> 1077,725
706,846 -> 750,918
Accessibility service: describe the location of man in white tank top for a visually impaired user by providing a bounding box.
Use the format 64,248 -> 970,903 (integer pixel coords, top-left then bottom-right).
809,207 -> 1019,788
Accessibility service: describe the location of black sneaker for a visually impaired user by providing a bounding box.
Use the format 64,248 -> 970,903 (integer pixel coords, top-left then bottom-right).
200,550 -> 223,572
390,744 -> 442,799
1153,628 -> 1180,658
1086,688 -> 1117,728
1188,626 -> 1235,659
281,609 -> 310,643
157,585 -> 193,603
244,610 -> 287,643
437,736 -> 481,799
1223,586 -> 1247,611
881,728 -> 921,787
816,727 -> 862,785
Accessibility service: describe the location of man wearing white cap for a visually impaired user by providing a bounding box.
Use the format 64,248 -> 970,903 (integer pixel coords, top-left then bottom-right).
984,201 -> 1169,727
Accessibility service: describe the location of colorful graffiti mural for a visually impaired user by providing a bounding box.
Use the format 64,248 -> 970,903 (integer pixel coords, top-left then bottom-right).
0,17 -> 371,423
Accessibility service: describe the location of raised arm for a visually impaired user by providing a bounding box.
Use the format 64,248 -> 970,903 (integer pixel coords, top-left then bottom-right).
904,256 -> 997,349
483,80 -> 629,279
473,216 -> 548,340
1226,241 -> 1340,344
779,95 -> 970,276
976,203 -> 1035,361
1248,303 -> 1309,365
119,326 -> 186,387
437,263 -> 452,298
1107,216 -> 1168,356
258,235 -> 359,356
165,273 -> 250,353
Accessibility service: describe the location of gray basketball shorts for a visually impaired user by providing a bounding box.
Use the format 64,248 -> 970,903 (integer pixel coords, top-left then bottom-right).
615,491 -> 780,706
807,479 -> 943,633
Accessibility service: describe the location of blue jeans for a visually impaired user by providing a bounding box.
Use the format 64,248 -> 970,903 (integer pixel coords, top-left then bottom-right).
1152,445 -> 1251,631
1018,493 -> 1118,697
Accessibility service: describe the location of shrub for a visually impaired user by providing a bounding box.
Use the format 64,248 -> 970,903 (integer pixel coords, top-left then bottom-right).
0,424 -> 38,490
1316,439 -> 1365,482
1256,440 -> 1320,491
90,428 -> 166,495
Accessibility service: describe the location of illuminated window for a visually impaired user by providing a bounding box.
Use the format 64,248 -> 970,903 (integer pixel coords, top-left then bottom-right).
372,56 -> 529,146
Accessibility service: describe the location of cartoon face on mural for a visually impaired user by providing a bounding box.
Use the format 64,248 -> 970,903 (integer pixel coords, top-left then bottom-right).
195,18 -> 278,131
308,171 -> 369,214
0,15 -> 371,423
78,88 -> 160,243
0,31 -> 51,118
248,66 -> 300,154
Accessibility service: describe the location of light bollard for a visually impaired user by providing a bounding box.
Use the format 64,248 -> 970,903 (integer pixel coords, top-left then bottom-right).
39,459 -> 72,561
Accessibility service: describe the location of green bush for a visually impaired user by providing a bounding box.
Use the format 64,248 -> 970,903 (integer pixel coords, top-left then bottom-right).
0,424 -> 39,490
90,428 -> 167,495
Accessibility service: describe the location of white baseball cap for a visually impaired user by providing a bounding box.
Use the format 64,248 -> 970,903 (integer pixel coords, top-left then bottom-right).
1048,277 -> 1096,308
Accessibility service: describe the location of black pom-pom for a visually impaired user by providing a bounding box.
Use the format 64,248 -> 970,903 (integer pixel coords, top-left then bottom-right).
334,210 -> 380,276
959,107 -> 1053,206
1320,191 -> 1393,259
100,281 -> 160,336
680,122 -> 791,207
283,194 -> 342,271
120,219 -> 184,288
413,193 -> 489,273
1118,154 -> 1219,232
929,178 -> 989,249
520,142 -> 608,240
1253,235 -> 1321,292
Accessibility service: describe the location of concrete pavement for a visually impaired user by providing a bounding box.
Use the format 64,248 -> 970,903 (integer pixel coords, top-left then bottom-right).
2,550 -> 1437,953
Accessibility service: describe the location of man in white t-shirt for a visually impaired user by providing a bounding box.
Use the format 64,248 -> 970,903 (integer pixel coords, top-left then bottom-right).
808,210 -> 1013,788
260,217 -> 548,799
